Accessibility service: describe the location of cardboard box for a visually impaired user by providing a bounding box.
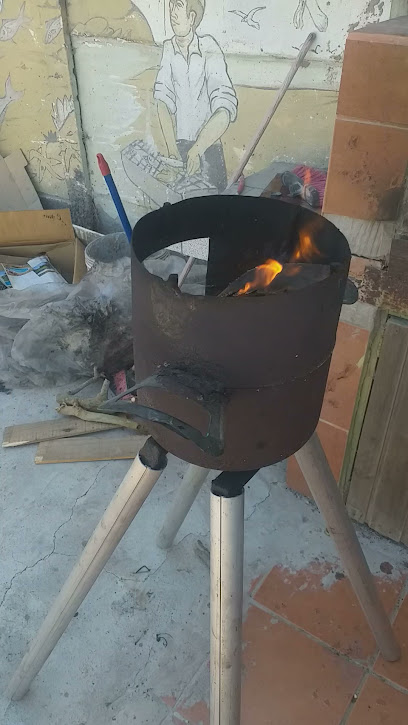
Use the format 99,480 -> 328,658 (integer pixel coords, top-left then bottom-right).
0,209 -> 86,283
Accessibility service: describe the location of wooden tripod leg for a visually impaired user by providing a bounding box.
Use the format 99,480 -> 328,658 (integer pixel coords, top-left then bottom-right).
295,432 -> 400,662
157,464 -> 209,549
7,451 -> 166,701
210,490 -> 244,725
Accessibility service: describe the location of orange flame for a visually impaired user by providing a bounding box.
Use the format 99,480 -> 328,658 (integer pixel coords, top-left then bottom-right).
237,217 -> 322,295
291,226 -> 321,263
237,258 -> 283,296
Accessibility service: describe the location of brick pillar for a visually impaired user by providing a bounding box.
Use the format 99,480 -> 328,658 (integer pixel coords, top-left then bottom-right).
323,17 -> 408,221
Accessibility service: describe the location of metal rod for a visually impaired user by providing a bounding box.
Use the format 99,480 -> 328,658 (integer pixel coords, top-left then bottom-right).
7,453 -> 166,700
178,255 -> 196,287
178,33 -> 315,287
295,432 -> 400,662
227,32 -> 316,187
157,465 -> 210,549
210,491 -> 244,725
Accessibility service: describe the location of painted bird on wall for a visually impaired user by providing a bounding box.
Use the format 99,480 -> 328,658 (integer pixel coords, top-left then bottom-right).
229,6 -> 266,30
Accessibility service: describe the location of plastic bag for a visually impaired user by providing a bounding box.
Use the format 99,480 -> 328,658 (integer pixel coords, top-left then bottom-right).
0,234 -> 207,387
0,233 -> 132,387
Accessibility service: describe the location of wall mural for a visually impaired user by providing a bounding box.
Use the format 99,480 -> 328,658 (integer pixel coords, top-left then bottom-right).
44,13 -> 62,43
0,0 -> 394,219
114,0 -> 391,213
28,95 -> 80,182
122,0 -> 238,208
0,0 -> 83,202
0,2 -> 30,41
293,0 -> 328,32
229,6 -> 266,30
67,0 -> 154,44
0,74 -> 23,127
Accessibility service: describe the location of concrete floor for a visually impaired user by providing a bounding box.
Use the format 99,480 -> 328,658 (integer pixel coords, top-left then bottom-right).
1,386 -> 407,725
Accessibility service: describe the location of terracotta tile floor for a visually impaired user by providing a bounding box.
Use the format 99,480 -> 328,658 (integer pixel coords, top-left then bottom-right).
173,562 -> 408,724
244,565 -> 408,725
254,563 -> 405,661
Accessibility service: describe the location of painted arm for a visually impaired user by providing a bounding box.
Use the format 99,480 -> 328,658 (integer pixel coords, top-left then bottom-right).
186,109 -> 230,175
187,38 -> 237,175
157,100 -> 181,160
154,41 -> 181,160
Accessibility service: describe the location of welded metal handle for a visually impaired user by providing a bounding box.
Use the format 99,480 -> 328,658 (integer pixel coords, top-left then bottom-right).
100,367 -> 225,457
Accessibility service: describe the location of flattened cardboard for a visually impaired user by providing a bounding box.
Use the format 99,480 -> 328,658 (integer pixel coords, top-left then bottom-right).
0,209 -> 86,283
0,156 -> 26,212
4,151 -> 42,211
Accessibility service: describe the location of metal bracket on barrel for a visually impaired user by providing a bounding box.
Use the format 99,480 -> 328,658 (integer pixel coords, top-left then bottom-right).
99,366 -> 225,457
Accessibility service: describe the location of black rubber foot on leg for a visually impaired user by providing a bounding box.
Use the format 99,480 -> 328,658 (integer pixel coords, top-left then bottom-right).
211,470 -> 259,498
139,437 -> 168,471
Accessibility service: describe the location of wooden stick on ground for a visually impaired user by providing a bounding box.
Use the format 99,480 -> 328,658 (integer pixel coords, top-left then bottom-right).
35,434 -> 147,464
2,418 -> 117,448
57,403 -> 147,433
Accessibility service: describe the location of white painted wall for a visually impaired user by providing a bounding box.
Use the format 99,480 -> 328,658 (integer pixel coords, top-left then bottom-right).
133,0 -> 392,59
194,0 -> 392,60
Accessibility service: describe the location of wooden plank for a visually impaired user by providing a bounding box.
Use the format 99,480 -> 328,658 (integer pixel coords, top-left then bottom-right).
366,320 -> 408,540
346,317 -> 408,524
0,155 -> 27,211
361,265 -> 408,320
340,310 -> 387,507
5,150 -> 42,211
35,435 -> 146,464
401,508 -> 408,547
388,236 -> 408,280
2,418 -> 117,448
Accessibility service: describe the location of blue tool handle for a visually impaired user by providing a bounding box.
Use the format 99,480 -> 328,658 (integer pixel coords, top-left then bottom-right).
104,174 -> 132,242
97,153 -> 132,243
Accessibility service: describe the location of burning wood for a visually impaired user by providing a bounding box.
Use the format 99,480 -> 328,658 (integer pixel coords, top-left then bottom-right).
220,263 -> 330,297
236,258 -> 283,296
220,221 -> 325,297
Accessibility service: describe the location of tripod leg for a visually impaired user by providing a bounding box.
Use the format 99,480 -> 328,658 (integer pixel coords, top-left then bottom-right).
7,439 -> 167,701
210,489 -> 244,725
295,432 -> 400,662
157,464 -> 210,549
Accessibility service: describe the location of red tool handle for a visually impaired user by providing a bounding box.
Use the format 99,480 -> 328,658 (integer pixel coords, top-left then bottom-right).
97,153 -> 111,177
237,175 -> 245,195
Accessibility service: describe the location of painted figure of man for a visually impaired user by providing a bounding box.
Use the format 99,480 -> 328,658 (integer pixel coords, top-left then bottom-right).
154,0 -> 237,191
